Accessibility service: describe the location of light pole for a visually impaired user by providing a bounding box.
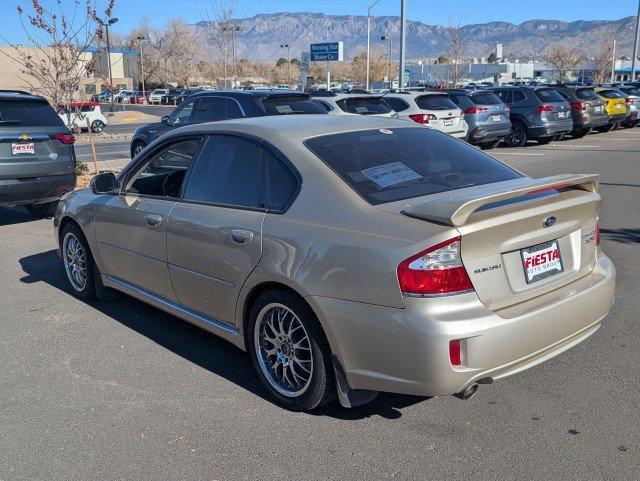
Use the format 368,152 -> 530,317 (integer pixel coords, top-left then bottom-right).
366,0 -> 382,91
611,38 -> 617,83
136,35 -> 146,103
381,35 -> 392,88
102,17 -> 118,111
281,44 -> 292,87
631,0 -> 640,82
399,0 -> 407,91
221,25 -> 240,89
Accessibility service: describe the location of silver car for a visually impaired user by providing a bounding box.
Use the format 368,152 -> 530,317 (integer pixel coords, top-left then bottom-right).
54,116 -> 615,411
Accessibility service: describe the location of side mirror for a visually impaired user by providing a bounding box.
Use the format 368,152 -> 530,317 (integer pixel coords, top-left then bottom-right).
161,115 -> 171,125
91,172 -> 117,194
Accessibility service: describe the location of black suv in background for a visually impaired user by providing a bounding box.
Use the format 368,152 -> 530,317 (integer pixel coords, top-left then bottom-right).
131,90 -> 328,157
0,90 -> 76,217
490,86 -> 573,147
552,85 -> 608,137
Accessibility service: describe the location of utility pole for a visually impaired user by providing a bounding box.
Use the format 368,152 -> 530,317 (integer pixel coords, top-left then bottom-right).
381,35 -> 392,88
366,0 -> 381,91
399,0 -> 407,91
631,0 -> 640,82
136,35 -> 146,104
611,38 -> 617,83
102,17 -> 118,111
281,44 -> 292,86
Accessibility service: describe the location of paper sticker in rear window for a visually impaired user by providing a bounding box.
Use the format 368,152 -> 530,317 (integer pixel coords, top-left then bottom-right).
274,104 -> 294,114
361,162 -> 422,188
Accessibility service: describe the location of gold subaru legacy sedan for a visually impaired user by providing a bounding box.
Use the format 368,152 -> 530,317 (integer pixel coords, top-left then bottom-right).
54,116 -> 616,411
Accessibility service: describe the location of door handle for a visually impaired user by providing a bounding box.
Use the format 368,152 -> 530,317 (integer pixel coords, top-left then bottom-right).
231,229 -> 254,244
145,214 -> 163,227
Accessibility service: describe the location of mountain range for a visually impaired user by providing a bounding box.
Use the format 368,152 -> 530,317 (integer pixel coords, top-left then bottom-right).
195,13 -> 637,62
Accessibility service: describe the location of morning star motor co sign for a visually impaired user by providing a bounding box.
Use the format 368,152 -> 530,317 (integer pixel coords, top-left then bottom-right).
310,42 -> 345,62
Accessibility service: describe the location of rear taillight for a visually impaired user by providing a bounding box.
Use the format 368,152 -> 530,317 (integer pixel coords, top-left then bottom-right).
409,113 -> 437,124
464,106 -> 489,114
625,98 -> 631,104
570,101 -> 586,111
449,340 -> 462,366
536,104 -> 554,113
397,237 -> 474,296
504,104 -> 510,110
595,224 -> 600,247
52,133 -> 75,144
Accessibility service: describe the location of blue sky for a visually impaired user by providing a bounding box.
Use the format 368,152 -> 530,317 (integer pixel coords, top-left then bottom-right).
1,0 -> 636,42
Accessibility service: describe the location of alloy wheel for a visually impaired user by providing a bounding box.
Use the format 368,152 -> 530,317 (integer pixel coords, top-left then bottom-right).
63,233 -> 87,292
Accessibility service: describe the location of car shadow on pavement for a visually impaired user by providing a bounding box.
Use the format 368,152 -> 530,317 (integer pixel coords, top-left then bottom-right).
0,207 -> 40,226
18,249 -> 426,419
600,228 -> 640,245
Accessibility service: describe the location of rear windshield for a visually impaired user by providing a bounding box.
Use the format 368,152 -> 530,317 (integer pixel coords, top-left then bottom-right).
574,88 -> 599,101
599,89 -> 623,99
261,96 -> 327,115
534,89 -> 566,103
469,91 -> 502,105
336,97 -> 392,115
620,87 -> 640,96
416,94 -> 458,110
0,99 -> 65,127
305,127 -> 521,205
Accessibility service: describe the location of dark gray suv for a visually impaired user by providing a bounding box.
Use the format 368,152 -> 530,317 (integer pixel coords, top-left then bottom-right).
446,89 -> 511,149
490,86 -> 573,147
0,91 -> 76,217
553,85 -> 608,137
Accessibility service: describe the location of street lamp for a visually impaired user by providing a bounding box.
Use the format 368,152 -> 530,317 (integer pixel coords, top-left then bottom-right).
100,17 -> 119,111
136,35 -> 146,103
399,0 -> 407,91
381,35 -> 392,88
366,0 -> 382,91
222,25 -> 241,89
281,44 -> 292,87
631,0 -> 640,82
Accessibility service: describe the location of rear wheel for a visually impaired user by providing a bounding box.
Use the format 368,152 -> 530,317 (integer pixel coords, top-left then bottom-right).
91,120 -> 105,133
596,123 -> 615,133
25,201 -> 58,219
536,136 -> 555,145
479,139 -> 501,150
61,223 -> 96,299
247,290 -> 335,411
572,128 -> 588,138
504,121 -> 527,147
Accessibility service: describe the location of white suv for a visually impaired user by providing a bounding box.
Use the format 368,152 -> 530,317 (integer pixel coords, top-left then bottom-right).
148,89 -> 169,104
312,93 -> 396,117
383,91 -> 468,139
58,102 -> 108,133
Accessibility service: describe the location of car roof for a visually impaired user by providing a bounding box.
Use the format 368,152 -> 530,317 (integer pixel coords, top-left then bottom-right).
0,90 -> 47,101
384,91 -> 448,98
189,89 -> 308,99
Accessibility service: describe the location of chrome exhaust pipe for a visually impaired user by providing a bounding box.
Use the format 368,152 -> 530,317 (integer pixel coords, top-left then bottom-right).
454,383 -> 478,400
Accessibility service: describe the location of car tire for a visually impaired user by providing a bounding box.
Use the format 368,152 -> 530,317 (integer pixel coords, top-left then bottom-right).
91,120 -> 105,133
247,289 -> 335,411
536,136 -> 555,145
572,128 -> 588,138
131,140 -> 147,158
25,201 -> 58,219
60,222 -> 96,299
479,139 -> 501,150
596,123 -> 615,133
504,121 -> 528,147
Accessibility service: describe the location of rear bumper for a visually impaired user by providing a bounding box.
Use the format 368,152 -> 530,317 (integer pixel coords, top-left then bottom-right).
529,120 -> 574,138
608,113 -> 628,124
468,123 -> 512,143
312,253 -> 615,397
573,113 -> 609,129
0,173 -> 76,206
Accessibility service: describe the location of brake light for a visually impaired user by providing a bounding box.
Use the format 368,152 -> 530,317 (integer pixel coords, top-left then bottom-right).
409,113 -> 437,124
52,133 -> 75,144
625,98 -> 631,104
536,104 -> 554,113
464,106 -> 489,114
449,340 -> 461,366
397,237 -> 474,296
504,104 -> 510,110
570,101 -> 586,111
595,224 -> 600,247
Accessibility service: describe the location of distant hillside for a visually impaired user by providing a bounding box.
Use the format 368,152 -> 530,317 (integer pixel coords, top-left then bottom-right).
195,13 -> 636,61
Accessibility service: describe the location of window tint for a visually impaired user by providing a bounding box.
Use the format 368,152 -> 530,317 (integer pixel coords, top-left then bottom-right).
415,95 -> 458,110
261,96 -> 327,115
127,139 -> 200,198
0,99 -> 65,127
263,149 -> 298,211
385,97 -> 410,112
305,127 -> 521,205
574,88 -> 599,101
336,97 -> 392,115
315,100 -> 334,111
598,89 -> 623,99
512,91 -> 526,103
493,90 -> 513,104
557,91 -> 570,100
194,97 -> 235,122
534,88 -> 565,103
470,91 -> 502,105
170,99 -> 197,124
183,135 -> 260,208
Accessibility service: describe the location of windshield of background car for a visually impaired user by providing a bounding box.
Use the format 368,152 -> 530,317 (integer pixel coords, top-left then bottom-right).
469,91 -> 502,105
574,88 -> 600,101
415,94 -> 458,110
0,99 -> 65,127
534,89 -> 566,103
305,127 -> 521,205
261,96 -> 327,115
336,97 -> 392,115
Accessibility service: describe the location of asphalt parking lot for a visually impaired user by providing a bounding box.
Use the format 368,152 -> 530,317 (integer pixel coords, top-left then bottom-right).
0,128 -> 638,480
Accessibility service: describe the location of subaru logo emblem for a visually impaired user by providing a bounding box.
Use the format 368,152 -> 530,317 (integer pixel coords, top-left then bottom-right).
543,216 -> 557,228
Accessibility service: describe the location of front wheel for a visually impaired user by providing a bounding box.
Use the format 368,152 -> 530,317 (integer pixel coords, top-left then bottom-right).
61,223 -> 96,299
536,136 -> 555,145
247,290 -> 335,411
596,123 -> 615,133
91,120 -> 105,133
25,201 -> 58,218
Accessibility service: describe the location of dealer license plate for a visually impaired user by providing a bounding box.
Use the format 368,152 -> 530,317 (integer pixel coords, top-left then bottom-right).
12,143 -> 35,155
443,119 -> 454,126
521,240 -> 563,284
492,115 -> 501,122
594,106 -> 603,112
557,111 -> 567,118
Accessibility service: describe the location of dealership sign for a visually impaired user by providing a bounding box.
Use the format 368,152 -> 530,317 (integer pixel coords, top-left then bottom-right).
310,42 -> 344,62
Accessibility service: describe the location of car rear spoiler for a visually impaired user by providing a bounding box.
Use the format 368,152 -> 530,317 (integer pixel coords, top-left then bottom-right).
401,174 -> 599,227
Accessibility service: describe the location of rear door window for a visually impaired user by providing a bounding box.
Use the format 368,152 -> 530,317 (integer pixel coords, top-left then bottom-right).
512,91 -> 526,103
415,95 -> 458,110
493,90 -> 513,104
384,97 -> 410,112
574,88 -> 600,101
469,91 -> 502,105
261,96 -> 327,115
336,97 -> 392,115
534,89 -> 566,103
263,148 -> 298,211
0,99 -> 65,127
305,127 -> 521,205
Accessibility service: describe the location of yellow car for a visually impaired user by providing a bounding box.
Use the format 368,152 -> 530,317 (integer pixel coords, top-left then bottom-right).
594,87 -> 629,132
